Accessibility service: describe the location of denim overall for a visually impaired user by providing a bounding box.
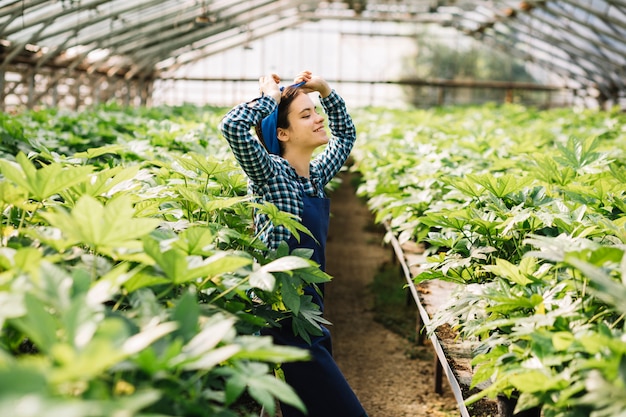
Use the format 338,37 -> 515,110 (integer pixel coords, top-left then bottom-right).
263,193 -> 366,417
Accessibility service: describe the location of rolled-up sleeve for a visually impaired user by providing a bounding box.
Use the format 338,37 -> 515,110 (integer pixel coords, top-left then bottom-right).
220,96 -> 278,184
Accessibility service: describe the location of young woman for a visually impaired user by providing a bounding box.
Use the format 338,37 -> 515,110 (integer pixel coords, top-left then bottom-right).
220,71 -> 368,417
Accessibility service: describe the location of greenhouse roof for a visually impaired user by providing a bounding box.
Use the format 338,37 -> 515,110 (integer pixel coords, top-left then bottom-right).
1,0 -> 625,105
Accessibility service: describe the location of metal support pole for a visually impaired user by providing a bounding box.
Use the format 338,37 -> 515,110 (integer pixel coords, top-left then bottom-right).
27,70 -> 36,109
0,69 -> 5,113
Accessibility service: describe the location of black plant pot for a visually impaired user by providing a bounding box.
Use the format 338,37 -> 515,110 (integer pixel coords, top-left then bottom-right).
497,395 -> 541,417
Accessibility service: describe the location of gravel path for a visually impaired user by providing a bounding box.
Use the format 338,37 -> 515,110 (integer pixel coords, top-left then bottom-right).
323,171 -> 458,417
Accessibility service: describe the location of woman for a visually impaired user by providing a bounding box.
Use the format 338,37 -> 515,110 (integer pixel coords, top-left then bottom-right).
220,71 -> 368,417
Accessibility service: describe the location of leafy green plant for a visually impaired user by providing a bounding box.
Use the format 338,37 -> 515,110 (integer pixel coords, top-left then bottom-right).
0,104 -> 338,416
349,103 -> 626,416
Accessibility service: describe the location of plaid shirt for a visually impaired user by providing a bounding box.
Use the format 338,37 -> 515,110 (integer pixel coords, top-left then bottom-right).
220,91 -> 356,249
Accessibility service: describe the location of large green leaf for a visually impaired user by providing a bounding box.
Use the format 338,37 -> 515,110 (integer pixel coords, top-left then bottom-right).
250,202 -> 316,243
168,315 -> 241,371
171,291 -> 200,341
0,152 -> 93,202
144,237 -> 252,285
220,362 -> 306,414
279,276 -> 302,315
174,226 -> 216,255
554,136 -> 609,174
249,269 -> 275,292
176,186 -> 250,215
10,292 -> 58,353
40,195 -> 161,252
0,180 -> 36,211
64,165 -> 141,201
531,154 -> 578,186
509,369 -> 569,393
260,256 -> 311,273
484,258 -> 534,286
72,144 -> 125,159
467,173 -> 534,199
0,392 -> 161,417
173,153 -> 232,177
566,255 -> 626,316
233,335 -> 309,363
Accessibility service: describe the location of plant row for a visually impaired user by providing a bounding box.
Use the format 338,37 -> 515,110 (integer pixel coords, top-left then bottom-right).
0,104 -> 331,417
349,104 -> 626,417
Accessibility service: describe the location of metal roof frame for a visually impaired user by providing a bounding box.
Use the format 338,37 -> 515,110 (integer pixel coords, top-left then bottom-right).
448,0 -> 625,101
1,0 -> 625,107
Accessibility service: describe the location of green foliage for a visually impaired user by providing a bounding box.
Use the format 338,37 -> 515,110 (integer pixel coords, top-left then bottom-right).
407,30 -> 534,83
350,104 -> 626,415
0,104 -> 332,416
0,153 -> 94,203
402,29 -> 537,106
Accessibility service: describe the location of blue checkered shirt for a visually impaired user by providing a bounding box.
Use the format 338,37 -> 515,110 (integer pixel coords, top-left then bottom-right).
220,91 -> 356,250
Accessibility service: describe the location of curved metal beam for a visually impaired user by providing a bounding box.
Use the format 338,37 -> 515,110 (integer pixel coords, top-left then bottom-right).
161,15 -> 305,74
451,1 -> 621,99
2,0 -> 110,38
0,0 -> 49,31
125,0 -> 314,79
511,12 -> 625,78
469,29 -> 591,90
82,0 -> 258,75
1,0 -> 624,107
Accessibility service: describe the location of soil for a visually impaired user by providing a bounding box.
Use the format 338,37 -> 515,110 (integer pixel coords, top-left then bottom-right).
323,171 -> 460,417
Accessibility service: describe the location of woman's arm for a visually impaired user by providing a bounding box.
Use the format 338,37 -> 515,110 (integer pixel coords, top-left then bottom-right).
291,72 -> 356,185
312,90 -> 357,185
219,95 -> 278,184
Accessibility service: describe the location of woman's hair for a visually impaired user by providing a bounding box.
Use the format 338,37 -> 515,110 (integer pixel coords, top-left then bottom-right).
255,85 -> 303,155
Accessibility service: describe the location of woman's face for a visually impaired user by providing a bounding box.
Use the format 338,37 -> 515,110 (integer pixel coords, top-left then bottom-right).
279,92 -> 328,152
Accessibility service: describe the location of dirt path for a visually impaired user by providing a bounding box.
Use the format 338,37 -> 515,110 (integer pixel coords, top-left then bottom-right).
324,171 -> 458,417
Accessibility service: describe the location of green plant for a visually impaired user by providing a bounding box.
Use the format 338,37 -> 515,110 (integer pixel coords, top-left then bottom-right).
0,104 -> 337,416
349,103 -> 626,415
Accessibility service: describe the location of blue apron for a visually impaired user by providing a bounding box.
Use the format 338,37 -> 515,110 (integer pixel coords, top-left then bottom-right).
262,193 -> 367,417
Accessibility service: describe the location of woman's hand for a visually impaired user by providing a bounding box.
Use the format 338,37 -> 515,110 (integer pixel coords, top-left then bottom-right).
293,70 -> 332,98
259,74 -> 281,103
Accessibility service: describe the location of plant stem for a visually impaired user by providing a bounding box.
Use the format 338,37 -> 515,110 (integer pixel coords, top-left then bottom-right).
155,284 -> 175,300
248,221 -> 271,248
210,276 -> 250,302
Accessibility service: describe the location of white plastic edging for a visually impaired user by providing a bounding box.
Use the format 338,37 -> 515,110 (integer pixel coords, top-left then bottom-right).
385,225 -> 471,417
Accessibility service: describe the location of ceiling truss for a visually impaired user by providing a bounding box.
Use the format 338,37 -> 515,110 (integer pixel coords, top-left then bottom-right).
0,0 -> 624,109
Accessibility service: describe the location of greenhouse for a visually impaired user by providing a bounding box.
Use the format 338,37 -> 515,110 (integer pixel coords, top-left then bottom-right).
1,1 -> 625,417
